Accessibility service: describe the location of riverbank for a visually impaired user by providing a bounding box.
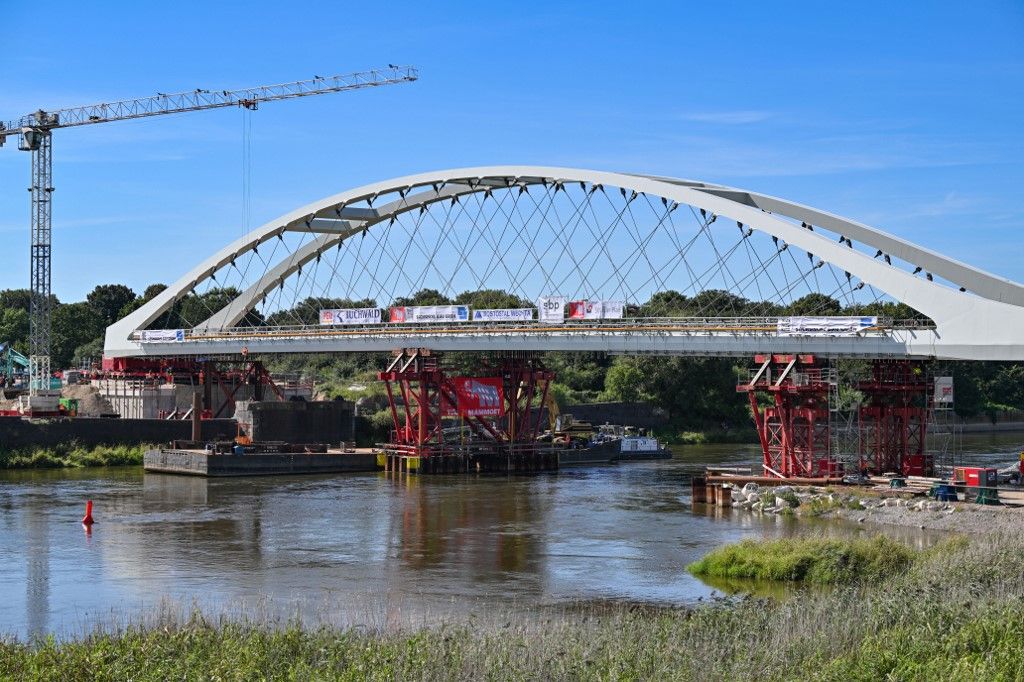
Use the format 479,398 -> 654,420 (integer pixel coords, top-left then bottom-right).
3,532 -> 1022,679
0,443 -> 149,469
721,480 -> 1024,536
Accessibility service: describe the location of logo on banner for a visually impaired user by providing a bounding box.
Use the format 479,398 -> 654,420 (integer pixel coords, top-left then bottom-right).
472,308 -> 534,322
567,300 -> 604,320
537,296 -> 566,324
389,307 -> 407,323
454,377 -> 504,417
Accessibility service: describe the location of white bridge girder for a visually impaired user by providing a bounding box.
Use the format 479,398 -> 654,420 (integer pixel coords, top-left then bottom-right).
104,166 -> 1024,361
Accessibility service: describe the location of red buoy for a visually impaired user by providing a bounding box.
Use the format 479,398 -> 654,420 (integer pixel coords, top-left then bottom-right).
82,500 -> 95,526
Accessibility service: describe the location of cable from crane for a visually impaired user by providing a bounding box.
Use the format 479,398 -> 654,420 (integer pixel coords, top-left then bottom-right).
241,106 -> 253,237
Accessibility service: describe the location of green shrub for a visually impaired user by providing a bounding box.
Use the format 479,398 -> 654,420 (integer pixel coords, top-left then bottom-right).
0,443 -> 151,469
687,534 -> 916,585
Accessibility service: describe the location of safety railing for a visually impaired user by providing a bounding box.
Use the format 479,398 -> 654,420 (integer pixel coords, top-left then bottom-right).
170,316 -> 933,341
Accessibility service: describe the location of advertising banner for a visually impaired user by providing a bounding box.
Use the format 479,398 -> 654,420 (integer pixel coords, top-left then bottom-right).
602,300 -> 625,319
140,329 -> 184,342
389,305 -> 470,323
567,300 -> 603,320
777,316 -> 877,337
934,376 -> 954,405
537,296 -> 566,324
319,308 -> 381,326
453,377 -> 505,417
566,300 -> 625,320
471,308 -> 534,322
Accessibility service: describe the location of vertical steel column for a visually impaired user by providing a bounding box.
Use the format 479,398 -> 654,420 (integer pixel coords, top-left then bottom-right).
27,128 -> 53,395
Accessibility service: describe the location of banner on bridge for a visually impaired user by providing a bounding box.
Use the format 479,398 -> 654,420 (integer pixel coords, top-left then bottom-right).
389,305 -> 470,323
537,296 -> 567,324
777,316 -> 878,337
471,308 -> 534,322
566,300 -> 625,320
140,329 -> 184,342
453,377 -> 505,417
319,308 -> 381,325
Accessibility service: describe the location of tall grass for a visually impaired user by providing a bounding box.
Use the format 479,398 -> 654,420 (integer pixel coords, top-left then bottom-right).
0,443 -> 151,469
2,533 -> 1023,679
687,534 -> 918,584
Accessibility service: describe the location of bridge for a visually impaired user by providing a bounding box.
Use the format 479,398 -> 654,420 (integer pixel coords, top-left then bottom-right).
104,166 -> 1024,362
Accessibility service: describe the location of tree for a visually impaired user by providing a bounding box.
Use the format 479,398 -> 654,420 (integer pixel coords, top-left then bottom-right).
0,308 -> 29,352
454,289 -> 531,309
392,289 -> 451,307
51,303 -> 105,369
603,357 -> 651,402
87,284 -> 137,325
786,293 -> 842,316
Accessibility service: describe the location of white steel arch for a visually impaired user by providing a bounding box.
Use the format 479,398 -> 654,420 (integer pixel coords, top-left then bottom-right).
105,166 -> 1024,361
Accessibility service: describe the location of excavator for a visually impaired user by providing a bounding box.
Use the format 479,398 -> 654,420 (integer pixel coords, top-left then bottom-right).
1,342 -> 29,398
541,389 -> 593,443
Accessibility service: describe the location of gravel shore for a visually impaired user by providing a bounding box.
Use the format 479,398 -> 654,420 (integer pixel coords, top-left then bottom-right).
830,499 -> 1024,535
723,481 -> 1024,535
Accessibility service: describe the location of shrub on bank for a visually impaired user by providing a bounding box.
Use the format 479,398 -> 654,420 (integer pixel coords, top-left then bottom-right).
0,443 -> 151,469
687,534 -> 917,584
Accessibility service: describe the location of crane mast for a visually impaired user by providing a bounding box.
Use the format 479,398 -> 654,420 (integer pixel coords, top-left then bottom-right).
0,66 -> 417,405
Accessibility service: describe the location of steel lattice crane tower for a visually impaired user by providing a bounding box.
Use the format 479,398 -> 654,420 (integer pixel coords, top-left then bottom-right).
0,66 -> 417,402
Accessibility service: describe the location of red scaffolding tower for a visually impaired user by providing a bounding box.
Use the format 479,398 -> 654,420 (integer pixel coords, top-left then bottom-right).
737,354 -> 842,479
857,360 -> 933,476
377,349 -> 555,465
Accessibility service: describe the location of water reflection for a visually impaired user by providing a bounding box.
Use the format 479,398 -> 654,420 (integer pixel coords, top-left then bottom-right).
0,432 -> 1017,638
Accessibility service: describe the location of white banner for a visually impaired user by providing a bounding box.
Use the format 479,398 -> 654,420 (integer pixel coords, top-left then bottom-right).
934,376 -> 954,405
319,308 -> 381,326
471,308 -> 534,322
777,316 -> 878,337
140,329 -> 184,342
537,296 -> 566,324
602,300 -> 625,319
390,305 -> 469,323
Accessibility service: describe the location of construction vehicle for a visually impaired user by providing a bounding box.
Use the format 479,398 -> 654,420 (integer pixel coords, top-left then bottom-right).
541,390 -> 593,442
0,66 -> 418,411
1,342 -> 29,396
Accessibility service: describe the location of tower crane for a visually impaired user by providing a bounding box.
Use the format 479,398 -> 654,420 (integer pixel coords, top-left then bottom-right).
0,66 -> 418,407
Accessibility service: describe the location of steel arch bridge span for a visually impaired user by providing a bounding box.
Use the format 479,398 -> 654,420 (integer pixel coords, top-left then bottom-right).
104,166 -> 1024,361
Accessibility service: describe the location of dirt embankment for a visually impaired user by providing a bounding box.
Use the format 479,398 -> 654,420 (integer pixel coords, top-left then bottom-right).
61,384 -> 115,417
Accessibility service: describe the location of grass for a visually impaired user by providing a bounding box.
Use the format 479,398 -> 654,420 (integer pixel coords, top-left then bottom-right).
0,443 -> 151,469
661,429 -> 758,445
2,535 -> 1023,679
687,534 -> 918,585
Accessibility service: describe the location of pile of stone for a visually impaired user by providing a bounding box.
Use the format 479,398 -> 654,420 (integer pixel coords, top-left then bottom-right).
722,481 -> 959,517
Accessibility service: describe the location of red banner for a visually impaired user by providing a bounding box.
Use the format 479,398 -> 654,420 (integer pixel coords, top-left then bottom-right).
453,377 -> 504,417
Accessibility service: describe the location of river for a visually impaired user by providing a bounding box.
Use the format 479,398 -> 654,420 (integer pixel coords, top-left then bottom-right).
1,434 -> 1020,639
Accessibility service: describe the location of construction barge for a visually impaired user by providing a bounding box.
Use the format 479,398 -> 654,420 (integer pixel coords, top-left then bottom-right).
144,441 -> 378,477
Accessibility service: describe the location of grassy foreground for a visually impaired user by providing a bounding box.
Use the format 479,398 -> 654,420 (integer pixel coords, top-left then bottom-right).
3,533 -> 1024,680
0,443 -> 150,469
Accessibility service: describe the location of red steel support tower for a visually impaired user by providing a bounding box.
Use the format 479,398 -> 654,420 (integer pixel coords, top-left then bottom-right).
857,360 -> 932,476
738,354 -> 842,479
378,349 -> 553,458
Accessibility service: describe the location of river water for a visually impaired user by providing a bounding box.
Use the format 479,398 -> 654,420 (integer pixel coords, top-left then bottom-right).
1,434 -> 1020,639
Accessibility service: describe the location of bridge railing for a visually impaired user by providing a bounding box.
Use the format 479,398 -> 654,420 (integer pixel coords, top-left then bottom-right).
143,316 -> 933,342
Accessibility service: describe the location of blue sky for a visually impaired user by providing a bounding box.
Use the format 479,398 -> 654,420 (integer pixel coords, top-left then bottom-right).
1,0 -> 1022,302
